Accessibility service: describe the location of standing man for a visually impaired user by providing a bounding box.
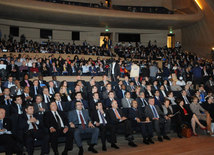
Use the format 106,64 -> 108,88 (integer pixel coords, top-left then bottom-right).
110,60 -> 120,82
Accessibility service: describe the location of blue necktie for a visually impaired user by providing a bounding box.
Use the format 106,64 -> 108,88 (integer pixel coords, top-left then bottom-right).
99,111 -> 106,126
0,120 -> 3,129
152,106 -> 158,118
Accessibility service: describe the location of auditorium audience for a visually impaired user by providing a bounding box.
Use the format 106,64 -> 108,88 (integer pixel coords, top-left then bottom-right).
0,38 -> 214,154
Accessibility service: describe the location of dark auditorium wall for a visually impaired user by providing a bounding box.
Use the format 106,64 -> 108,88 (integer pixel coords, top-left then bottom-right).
182,0 -> 214,58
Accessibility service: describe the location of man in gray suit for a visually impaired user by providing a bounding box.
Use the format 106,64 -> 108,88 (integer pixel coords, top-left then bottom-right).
33,95 -> 48,115
68,101 -> 99,155
121,92 -> 134,108
145,97 -> 170,142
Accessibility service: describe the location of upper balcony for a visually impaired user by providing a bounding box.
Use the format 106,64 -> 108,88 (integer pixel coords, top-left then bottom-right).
0,0 -> 204,29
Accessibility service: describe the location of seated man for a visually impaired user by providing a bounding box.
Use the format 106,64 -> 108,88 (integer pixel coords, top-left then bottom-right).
90,102 -> 108,151
68,101 -> 99,155
0,108 -> 22,155
107,100 -> 137,149
18,104 -> 49,155
44,101 -> 74,155
128,100 -> 154,145
145,97 -> 170,142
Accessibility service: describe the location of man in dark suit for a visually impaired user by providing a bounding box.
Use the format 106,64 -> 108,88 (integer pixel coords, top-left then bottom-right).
21,86 -> 33,105
104,91 -> 120,109
44,101 -> 74,155
3,76 -> 15,89
68,101 -> 99,155
145,85 -> 154,98
107,100 -> 137,149
145,97 -> 170,142
0,108 -> 23,155
18,104 -> 49,155
0,88 -> 13,116
42,87 -> 53,104
180,90 -> 191,105
90,102 -> 108,151
136,92 -> 149,108
154,90 -> 164,110
52,76 -> 61,89
20,74 -> 33,88
128,100 -> 154,145
30,79 -> 42,100
54,93 -> 68,113
88,92 -> 101,112
33,95 -> 49,115
110,61 -> 120,82
7,60 -> 19,79
48,81 -> 58,96
70,92 -> 88,110
38,75 -> 47,87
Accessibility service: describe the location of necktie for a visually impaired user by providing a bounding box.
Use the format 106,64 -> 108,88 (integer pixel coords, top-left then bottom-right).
165,85 -> 168,91
30,115 -> 37,131
55,112 -> 61,129
79,111 -> 85,129
35,87 -> 37,95
152,106 -> 158,118
141,98 -> 145,107
99,111 -> 106,126
114,109 -> 121,120
0,120 -> 3,129
25,80 -> 30,87
57,102 -> 63,111
184,96 -> 190,104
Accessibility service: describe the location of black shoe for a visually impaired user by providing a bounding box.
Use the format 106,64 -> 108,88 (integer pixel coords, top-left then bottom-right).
54,152 -> 59,155
163,136 -> 171,140
62,150 -> 68,155
78,147 -> 83,155
88,146 -> 98,153
102,145 -> 107,151
143,139 -> 150,145
128,141 -> 138,147
177,134 -> 183,138
111,143 -> 119,149
148,138 -> 154,144
158,136 -> 163,142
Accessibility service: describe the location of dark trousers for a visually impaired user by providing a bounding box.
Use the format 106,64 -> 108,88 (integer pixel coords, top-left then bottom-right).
140,122 -> 153,139
50,128 -> 74,153
97,125 -> 107,147
0,134 -> 22,155
152,119 -> 167,137
24,129 -> 49,155
109,120 -> 133,144
74,126 -> 99,147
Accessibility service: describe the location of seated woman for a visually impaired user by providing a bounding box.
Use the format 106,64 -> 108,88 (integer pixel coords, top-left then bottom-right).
190,96 -> 212,134
176,98 -> 206,136
203,96 -> 214,135
162,99 -> 182,138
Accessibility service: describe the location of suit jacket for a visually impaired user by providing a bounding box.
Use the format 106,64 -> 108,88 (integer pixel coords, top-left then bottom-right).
90,109 -> 108,125
18,113 -> 43,133
136,97 -> 149,108
128,107 -> 147,122
145,105 -> 165,120
70,99 -> 88,110
111,63 -> 120,77
20,80 -> 33,88
121,98 -> 133,108
68,109 -> 91,126
3,81 -> 15,89
44,111 -> 69,130
33,102 -> 49,115
107,108 -> 125,124
10,86 -> 24,97
104,98 -> 120,109
30,86 -> 42,96
1,117 -> 12,132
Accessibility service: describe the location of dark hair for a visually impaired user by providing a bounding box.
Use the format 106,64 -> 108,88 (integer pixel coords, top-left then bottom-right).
25,103 -> 34,109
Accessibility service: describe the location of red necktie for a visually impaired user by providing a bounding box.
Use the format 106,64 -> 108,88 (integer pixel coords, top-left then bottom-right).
79,112 -> 85,129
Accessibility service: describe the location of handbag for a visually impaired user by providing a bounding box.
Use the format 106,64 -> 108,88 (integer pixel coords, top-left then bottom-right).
181,124 -> 192,138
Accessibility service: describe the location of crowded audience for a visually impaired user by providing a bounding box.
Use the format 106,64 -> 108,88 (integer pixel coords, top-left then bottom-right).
0,38 -> 214,155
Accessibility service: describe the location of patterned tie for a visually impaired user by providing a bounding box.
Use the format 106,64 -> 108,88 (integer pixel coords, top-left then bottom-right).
99,111 -> 106,126
79,111 -> 86,129
114,109 -> 121,120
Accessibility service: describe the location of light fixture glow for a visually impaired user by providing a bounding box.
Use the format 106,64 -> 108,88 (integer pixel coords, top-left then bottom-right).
212,47 -> 214,51
194,0 -> 203,10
